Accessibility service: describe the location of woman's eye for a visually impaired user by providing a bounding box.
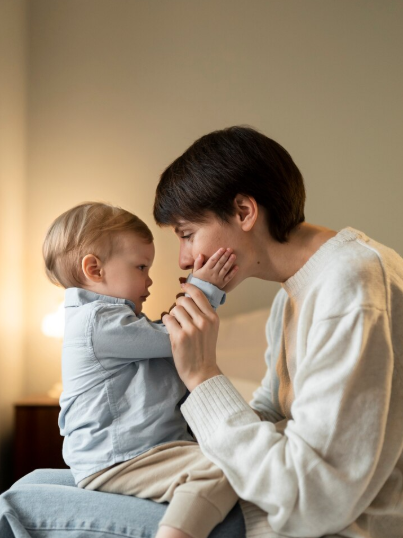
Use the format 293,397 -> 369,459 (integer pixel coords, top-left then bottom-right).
182,234 -> 193,240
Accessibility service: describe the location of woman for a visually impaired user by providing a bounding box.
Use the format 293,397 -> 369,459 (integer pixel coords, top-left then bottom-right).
154,126 -> 403,538
2,126 -> 402,538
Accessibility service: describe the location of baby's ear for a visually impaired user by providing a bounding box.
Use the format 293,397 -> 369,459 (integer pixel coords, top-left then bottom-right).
82,254 -> 103,282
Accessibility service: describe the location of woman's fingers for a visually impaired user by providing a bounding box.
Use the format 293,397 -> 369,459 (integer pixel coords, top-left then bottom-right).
162,287 -> 221,392
162,312 -> 181,336
169,303 -> 196,330
175,295 -> 216,332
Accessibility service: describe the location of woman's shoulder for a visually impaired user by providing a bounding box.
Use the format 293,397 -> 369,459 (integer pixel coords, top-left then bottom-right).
308,231 -> 396,318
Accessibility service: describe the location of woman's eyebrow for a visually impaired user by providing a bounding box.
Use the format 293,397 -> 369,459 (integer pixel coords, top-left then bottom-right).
174,224 -> 188,234
174,219 -> 191,232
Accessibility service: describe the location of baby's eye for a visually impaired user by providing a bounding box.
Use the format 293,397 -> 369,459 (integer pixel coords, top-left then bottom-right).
137,265 -> 147,271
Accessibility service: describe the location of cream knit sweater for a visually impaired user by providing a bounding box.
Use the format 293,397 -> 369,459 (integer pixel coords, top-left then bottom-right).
181,228 -> 403,538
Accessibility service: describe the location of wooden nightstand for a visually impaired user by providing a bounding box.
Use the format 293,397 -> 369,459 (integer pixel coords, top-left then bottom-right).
14,395 -> 69,481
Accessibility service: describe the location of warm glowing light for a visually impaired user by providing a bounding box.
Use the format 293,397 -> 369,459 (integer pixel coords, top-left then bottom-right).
41,302 -> 65,338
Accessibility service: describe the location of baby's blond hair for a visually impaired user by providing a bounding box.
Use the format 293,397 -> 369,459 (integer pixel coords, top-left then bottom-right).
43,202 -> 153,288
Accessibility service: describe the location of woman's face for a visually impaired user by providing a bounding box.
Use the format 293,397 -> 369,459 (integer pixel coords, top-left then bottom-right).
173,213 -> 247,291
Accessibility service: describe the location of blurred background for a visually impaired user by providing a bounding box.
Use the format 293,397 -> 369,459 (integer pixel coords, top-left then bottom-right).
1,0 -> 402,491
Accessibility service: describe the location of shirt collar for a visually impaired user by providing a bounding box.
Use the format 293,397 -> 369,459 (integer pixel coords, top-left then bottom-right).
64,287 -> 136,311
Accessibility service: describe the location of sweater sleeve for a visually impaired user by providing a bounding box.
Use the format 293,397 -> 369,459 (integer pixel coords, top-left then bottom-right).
181,306 -> 395,536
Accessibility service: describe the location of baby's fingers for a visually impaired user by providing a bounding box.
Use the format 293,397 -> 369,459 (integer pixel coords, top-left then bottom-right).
204,248 -> 233,271
223,264 -> 238,283
203,248 -> 227,270
213,249 -> 235,272
218,253 -> 236,276
193,254 -> 205,272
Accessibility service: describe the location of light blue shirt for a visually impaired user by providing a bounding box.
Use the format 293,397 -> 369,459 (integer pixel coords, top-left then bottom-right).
59,277 -> 225,484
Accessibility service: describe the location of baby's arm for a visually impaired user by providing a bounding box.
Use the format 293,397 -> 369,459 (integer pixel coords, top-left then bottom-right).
161,249 -> 237,317
191,248 -> 237,289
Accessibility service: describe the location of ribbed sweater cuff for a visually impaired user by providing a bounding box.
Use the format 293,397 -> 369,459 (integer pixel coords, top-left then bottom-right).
181,375 -> 257,442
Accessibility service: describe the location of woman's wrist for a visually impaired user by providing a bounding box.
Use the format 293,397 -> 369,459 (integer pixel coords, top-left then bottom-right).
187,366 -> 222,392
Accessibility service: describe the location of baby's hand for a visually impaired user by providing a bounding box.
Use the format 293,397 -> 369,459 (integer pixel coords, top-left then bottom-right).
192,248 -> 237,289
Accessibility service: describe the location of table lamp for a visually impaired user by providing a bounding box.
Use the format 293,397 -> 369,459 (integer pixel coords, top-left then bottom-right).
41,301 -> 64,399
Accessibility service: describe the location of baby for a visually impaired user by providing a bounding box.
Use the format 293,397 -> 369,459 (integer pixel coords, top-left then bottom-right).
42,202 -> 238,538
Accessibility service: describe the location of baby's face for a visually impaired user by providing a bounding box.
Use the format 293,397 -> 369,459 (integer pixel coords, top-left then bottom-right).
102,232 -> 155,314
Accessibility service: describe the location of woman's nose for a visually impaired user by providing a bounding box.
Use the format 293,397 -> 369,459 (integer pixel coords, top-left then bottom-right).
179,245 -> 194,271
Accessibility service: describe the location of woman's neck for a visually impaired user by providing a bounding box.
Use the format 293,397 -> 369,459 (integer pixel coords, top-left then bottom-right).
250,222 -> 337,283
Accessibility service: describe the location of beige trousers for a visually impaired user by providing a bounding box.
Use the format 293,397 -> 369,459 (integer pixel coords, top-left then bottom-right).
79,441 -> 238,538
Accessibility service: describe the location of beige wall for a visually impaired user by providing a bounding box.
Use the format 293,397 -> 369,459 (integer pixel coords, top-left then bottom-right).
25,0 -> 403,396
0,0 -> 27,490
2,1 -> 403,400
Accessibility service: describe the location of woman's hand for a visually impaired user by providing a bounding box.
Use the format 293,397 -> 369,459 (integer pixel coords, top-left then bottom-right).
162,283 -> 222,391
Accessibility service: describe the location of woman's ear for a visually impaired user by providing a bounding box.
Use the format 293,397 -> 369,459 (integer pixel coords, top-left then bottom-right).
82,254 -> 103,283
233,194 -> 258,232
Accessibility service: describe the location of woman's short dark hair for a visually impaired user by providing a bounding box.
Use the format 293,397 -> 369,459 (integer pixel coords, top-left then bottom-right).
153,126 -> 305,243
